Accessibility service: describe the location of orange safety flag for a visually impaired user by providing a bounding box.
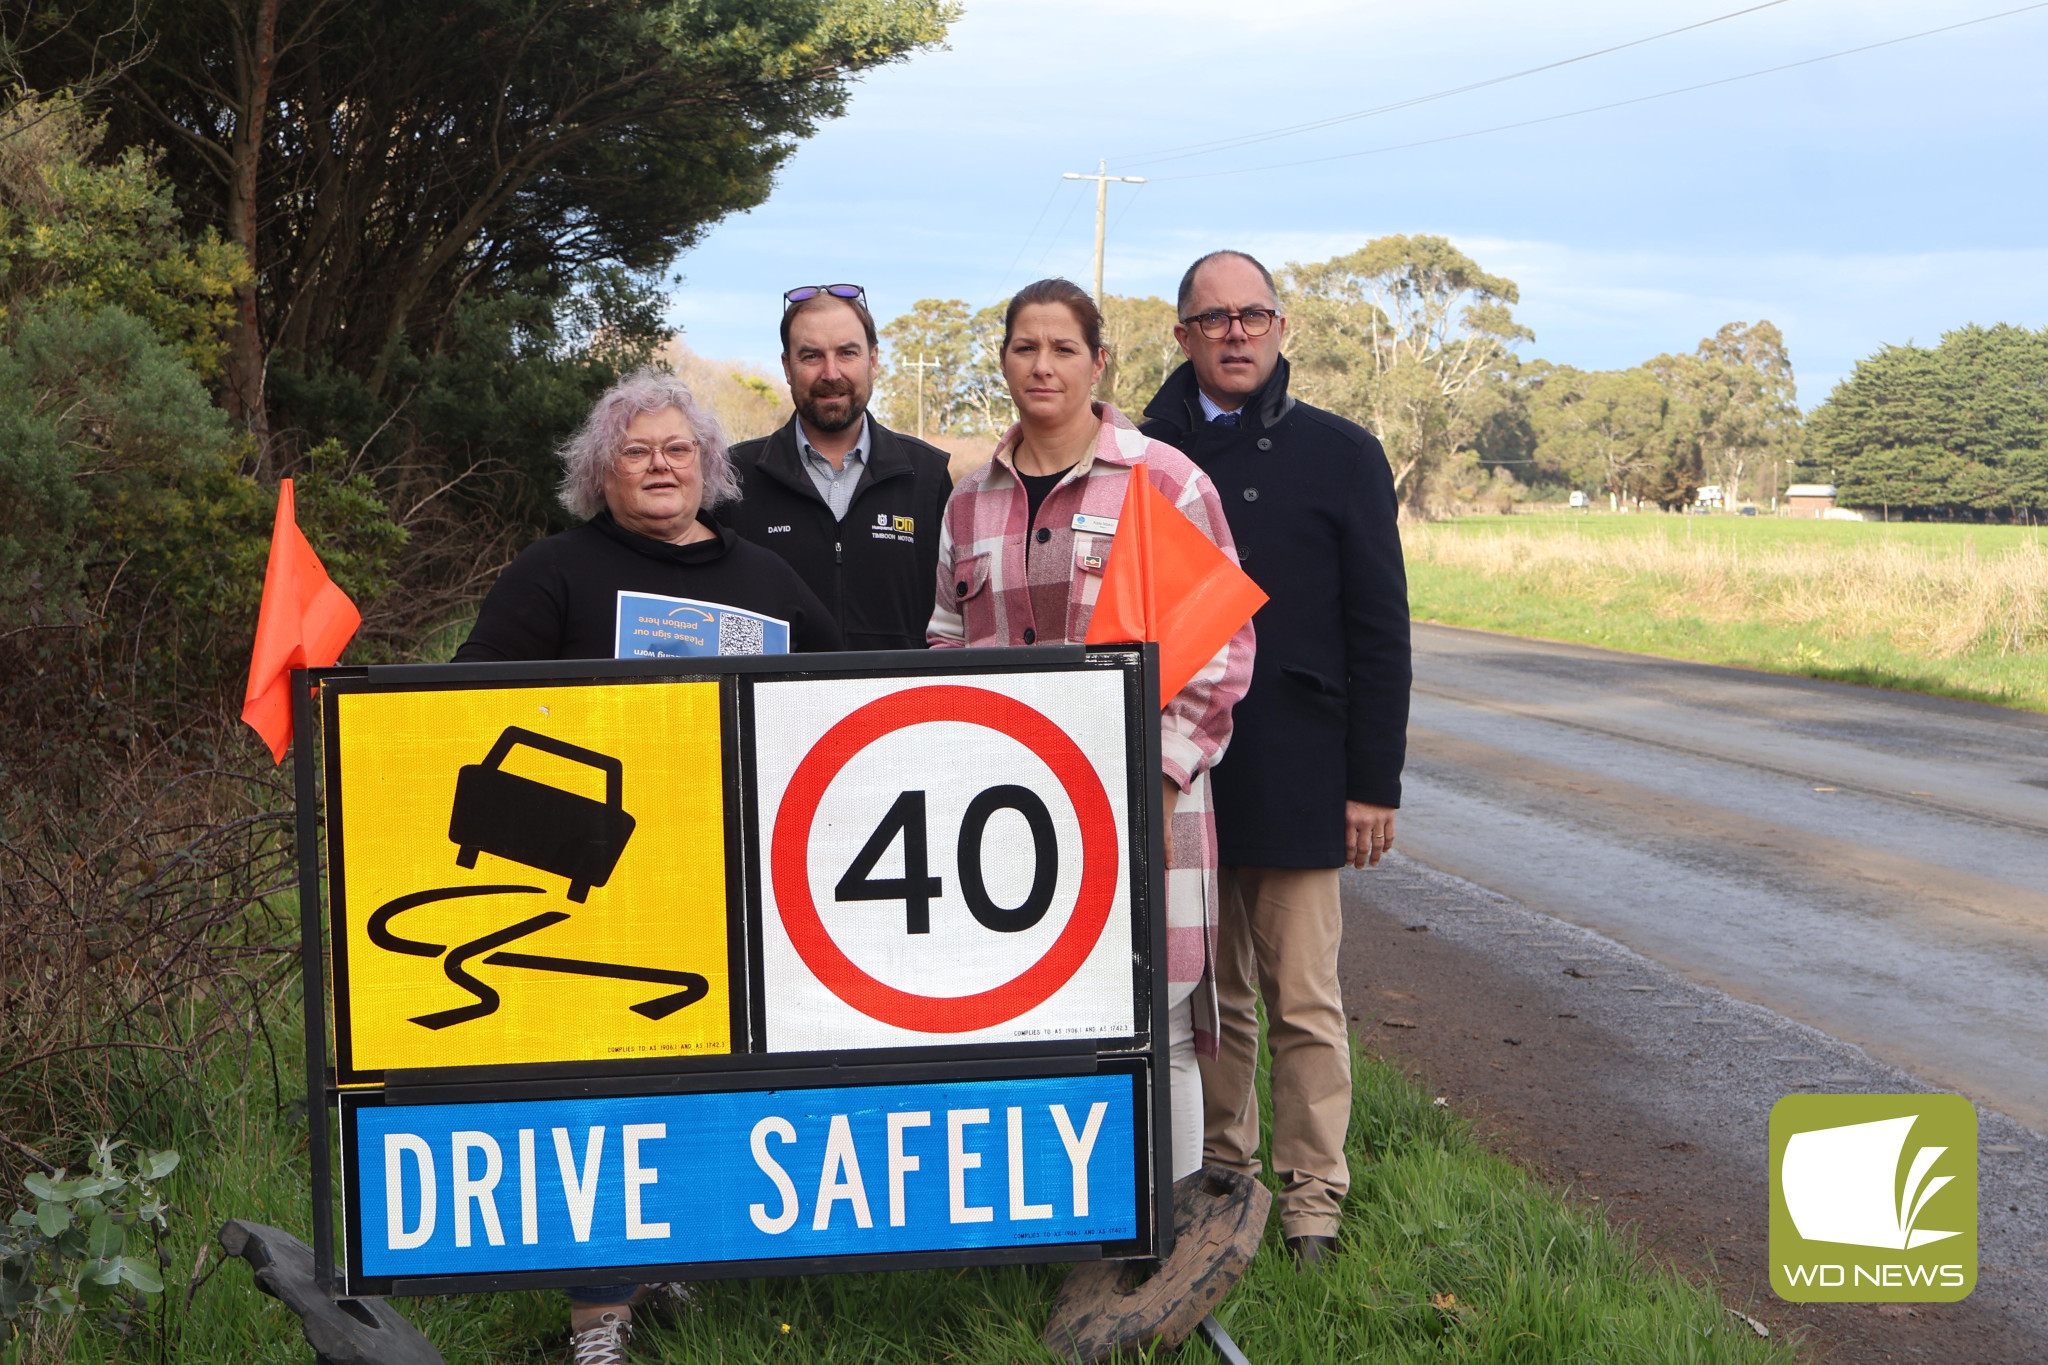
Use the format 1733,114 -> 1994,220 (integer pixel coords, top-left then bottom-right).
241,479 -> 361,763
1084,462 -> 1267,708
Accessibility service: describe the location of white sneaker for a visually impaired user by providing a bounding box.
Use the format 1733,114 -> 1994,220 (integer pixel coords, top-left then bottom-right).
569,1309 -> 630,1365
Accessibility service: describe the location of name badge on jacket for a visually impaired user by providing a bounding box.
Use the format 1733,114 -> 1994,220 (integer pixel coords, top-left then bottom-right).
1071,513 -> 1118,535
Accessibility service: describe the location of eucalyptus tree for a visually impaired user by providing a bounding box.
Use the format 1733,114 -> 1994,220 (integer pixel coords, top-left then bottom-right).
1530,364 -> 1699,509
879,297 -> 975,438
1098,293 -> 1178,416
1650,321 -> 1800,507
1280,234 -> 1532,512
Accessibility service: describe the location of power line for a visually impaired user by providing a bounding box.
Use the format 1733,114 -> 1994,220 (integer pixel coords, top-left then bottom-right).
995,179 -> 1065,294
1147,2 -> 2048,184
1106,179 -> 1146,245
1033,187 -> 1086,277
1112,0 -> 1796,168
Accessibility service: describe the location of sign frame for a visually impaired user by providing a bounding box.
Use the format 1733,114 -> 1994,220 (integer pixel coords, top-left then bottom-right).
294,645 -> 1174,1295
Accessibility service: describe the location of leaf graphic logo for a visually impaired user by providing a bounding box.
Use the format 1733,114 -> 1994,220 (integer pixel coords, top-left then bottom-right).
1782,1116 -> 1959,1249
1770,1094 -> 1976,1303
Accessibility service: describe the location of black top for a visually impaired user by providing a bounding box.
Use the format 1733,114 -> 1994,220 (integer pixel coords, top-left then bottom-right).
721,415 -> 953,651
1141,357 -> 1411,867
454,510 -> 842,662
1019,469 -> 1064,541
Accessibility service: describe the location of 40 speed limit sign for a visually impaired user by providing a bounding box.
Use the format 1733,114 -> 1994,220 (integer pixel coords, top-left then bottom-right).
752,668 -> 1141,1053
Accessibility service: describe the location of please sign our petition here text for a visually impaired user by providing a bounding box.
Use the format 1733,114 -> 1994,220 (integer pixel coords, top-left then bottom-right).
350,1074 -> 1139,1276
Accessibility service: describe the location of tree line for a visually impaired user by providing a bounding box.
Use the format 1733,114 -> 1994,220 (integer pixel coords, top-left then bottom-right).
873,236 -> 1807,516
881,241 -> 2046,525
1807,324 -> 2048,521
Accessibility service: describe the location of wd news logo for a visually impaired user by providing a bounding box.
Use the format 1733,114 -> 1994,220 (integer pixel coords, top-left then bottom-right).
1769,1094 -> 1976,1302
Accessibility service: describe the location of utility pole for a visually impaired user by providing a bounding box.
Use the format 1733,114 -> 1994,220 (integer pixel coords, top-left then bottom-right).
1062,159 -> 1147,301
902,352 -> 941,440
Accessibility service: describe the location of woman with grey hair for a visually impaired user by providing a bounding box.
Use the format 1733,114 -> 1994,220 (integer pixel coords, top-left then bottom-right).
457,372 -> 835,1362
458,366 -> 840,662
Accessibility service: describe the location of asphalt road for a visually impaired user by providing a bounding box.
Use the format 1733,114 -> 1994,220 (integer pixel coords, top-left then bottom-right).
1396,622 -> 2048,1134
1340,854 -> 2048,1358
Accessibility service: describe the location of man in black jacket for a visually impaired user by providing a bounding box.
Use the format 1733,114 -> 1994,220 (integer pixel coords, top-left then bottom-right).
724,287 -> 953,651
1141,250 -> 1411,1268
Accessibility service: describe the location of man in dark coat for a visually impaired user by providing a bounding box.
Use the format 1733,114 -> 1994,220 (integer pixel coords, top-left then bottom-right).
723,288 -> 953,651
1140,250 -> 1411,1267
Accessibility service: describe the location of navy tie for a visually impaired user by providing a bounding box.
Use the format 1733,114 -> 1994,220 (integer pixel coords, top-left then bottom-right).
1212,411 -> 1239,428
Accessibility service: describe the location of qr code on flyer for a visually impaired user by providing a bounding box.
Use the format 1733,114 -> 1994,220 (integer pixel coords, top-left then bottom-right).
718,612 -> 767,655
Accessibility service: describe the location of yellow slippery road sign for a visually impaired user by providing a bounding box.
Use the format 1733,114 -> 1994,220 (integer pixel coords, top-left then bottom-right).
331,682 -> 728,1074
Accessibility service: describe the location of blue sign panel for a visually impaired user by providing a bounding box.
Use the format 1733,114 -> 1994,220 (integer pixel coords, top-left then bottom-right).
347,1073 -> 1138,1280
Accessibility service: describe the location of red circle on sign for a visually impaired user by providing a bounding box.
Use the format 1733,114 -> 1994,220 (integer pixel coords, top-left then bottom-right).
769,684 -> 1121,1033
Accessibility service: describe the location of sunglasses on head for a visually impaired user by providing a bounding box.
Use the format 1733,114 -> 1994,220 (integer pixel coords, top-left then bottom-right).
784,284 -> 866,309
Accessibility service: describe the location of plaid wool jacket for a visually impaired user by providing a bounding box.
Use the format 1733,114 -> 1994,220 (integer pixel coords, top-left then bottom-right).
928,404 -> 1256,1050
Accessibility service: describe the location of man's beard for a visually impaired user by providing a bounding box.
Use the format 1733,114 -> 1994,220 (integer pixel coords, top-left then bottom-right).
797,378 -> 868,434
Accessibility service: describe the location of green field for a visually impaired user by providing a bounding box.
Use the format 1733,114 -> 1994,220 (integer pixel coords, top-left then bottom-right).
1406,513 -> 2048,711
40,1008 -> 1793,1365
1460,511 -> 2048,554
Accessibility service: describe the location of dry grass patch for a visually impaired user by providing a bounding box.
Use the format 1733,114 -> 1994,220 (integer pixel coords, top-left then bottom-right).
1404,519 -> 2048,709
1407,527 -> 2048,660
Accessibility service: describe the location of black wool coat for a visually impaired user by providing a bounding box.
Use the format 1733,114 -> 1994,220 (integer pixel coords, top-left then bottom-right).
723,415 -> 953,652
1141,358 -> 1411,868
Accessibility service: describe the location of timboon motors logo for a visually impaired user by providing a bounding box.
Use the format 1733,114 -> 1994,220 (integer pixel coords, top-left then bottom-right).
1769,1094 -> 1976,1302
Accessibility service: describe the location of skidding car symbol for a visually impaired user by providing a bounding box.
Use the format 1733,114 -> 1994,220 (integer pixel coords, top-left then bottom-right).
448,727 -> 636,901
362,729 -> 702,1031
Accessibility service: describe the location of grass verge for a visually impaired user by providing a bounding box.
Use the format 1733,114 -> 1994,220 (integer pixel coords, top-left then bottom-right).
1406,514 -> 2048,711
49,1001 -> 1796,1365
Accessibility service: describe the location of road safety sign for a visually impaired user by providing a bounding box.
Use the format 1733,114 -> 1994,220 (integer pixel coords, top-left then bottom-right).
329,681 -> 732,1077
752,669 -> 1137,1053
341,1067 -> 1145,1289
307,649 -> 1169,1296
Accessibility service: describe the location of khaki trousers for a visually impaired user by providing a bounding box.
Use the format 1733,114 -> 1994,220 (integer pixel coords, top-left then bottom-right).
1197,866 -> 1350,1239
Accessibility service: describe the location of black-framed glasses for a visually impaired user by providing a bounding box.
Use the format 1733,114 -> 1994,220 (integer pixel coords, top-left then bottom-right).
1182,308 -> 1281,339
784,283 -> 866,310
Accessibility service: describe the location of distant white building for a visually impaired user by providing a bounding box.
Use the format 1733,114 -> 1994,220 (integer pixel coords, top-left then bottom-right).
1695,485 -> 1725,509
1785,484 -> 1837,518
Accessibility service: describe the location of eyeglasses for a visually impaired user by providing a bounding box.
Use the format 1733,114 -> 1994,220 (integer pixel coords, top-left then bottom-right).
1182,308 -> 1282,339
784,283 -> 866,310
617,440 -> 699,471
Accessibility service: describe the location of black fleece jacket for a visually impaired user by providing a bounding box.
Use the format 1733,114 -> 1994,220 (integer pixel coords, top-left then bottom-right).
1140,358 -> 1411,867
455,510 -> 841,662
723,415 -> 953,651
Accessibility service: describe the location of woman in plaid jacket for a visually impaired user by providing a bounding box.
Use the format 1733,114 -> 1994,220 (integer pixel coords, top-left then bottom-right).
927,278 -> 1255,1181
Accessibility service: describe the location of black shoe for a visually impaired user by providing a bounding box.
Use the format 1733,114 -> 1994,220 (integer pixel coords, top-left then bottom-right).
1285,1234 -> 1338,1268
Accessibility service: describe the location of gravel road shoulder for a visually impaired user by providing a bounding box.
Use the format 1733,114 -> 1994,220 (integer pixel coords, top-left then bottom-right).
1339,854 -> 2048,1364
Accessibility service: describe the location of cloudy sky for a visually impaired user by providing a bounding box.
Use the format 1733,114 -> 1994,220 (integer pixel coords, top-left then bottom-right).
667,0 -> 2048,405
